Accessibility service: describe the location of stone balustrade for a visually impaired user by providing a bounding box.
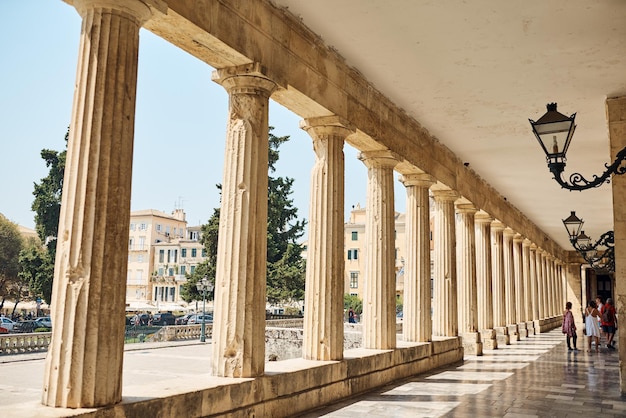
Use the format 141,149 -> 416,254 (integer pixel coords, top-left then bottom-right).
0,332 -> 52,355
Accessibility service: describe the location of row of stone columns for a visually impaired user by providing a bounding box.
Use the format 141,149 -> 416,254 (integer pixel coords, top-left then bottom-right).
44,0 -> 568,408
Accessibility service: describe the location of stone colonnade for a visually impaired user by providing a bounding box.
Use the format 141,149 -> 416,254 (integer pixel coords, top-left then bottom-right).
43,0 -> 570,409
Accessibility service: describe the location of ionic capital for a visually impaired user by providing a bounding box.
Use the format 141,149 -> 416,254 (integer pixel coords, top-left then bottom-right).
400,173 -> 436,188
358,150 -> 401,169
212,63 -> 278,96
300,116 -> 356,140
431,189 -> 460,202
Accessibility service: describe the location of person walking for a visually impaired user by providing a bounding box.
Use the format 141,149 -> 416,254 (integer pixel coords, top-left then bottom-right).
601,298 -> 618,350
585,300 -> 601,352
562,302 -> 577,351
595,296 -> 604,345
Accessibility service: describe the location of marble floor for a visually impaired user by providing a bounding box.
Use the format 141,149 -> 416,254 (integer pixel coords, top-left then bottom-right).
298,329 -> 624,417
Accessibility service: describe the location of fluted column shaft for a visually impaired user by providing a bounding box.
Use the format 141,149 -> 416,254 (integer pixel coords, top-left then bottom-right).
211,64 -> 277,377
536,250 -> 546,319
432,190 -> 459,337
360,151 -> 398,349
455,204 -> 478,334
540,251 -> 550,318
301,117 -> 354,360
503,228 -> 516,326
400,174 -> 435,342
513,235 -> 525,323
522,240 -> 532,322
529,245 -> 540,320
475,213 -> 493,330
43,0 -> 155,408
491,221 -> 506,328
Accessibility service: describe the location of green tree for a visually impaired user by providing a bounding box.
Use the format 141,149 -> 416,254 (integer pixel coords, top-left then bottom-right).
18,241 -> 54,305
181,128 -> 307,305
344,293 -> 363,315
23,130 -> 67,304
0,215 -> 25,312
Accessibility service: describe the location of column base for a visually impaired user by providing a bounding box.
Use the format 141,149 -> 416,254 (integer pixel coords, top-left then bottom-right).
479,328 -> 498,350
494,326 -> 510,345
526,320 -> 535,336
507,323 -> 520,341
517,322 -> 528,338
461,332 -> 483,356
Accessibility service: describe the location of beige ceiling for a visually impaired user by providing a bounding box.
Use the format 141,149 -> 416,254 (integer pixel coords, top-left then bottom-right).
273,0 -> 626,250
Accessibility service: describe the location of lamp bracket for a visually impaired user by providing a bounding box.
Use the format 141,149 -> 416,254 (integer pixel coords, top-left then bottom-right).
549,146 -> 626,191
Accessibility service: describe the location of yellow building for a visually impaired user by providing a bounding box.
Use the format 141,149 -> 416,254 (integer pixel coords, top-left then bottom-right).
126,208 -> 201,307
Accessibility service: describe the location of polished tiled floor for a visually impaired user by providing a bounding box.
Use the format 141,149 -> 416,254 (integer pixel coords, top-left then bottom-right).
299,329 -> 624,417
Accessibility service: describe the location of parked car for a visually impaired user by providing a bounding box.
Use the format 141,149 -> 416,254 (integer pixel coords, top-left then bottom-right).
175,313 -> 194,325
131,313 -> 150,326
0,316 -> 16,332
14,320 -> 37,333
34,317 -> 52,328
188,313 -> 213,324
152,312 -> 177,326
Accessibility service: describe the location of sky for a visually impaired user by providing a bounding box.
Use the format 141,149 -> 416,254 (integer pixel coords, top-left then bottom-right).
0,1 -> 406,233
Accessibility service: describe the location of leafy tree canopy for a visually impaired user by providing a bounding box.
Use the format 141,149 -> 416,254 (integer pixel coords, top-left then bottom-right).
344,294 -> 363,315
0,215 -> 25,302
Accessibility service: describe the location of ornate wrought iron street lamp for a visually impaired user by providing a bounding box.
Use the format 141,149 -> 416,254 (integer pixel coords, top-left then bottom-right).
561,211 -> 615,272
196,276 -> 214,342
530,103 -> 626,190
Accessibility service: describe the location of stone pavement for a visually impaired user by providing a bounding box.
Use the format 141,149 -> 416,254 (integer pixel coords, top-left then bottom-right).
0,330 -> 623,417
299,329 -> 625,417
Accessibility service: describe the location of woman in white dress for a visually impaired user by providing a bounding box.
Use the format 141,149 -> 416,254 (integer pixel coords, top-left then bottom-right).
585,300 -> 601,352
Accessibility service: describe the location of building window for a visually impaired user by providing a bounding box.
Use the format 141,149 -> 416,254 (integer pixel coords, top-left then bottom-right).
181,248 -> 187,257
351,231 -> 358,241
129,238 -> 134,251
191,248 -> 197,257
347,249 -> 358,260
158,268 -> 164,276
130,223 -> 135,231
168,268 -> 174,276
166,225 -> 171,235
156,224 -> 162,232
159,250 -> 164,263
138,236 -> 145,251
350,272 -> 359,288
180,265 -> 186,275
202,249 -> 207,257
137,254 -> 143,263
140,223 -> 147,231
190,265 -> 196,274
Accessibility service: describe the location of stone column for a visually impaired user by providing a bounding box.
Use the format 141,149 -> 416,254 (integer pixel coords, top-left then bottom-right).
491,221 -> 509,345
548,256 -> 557,317
475,213 -> 497,349
455,204 -> 482,355
400,173 -> 435,342
503,228 -> 519,341
545,256 -> 553,318
540,251 -> 549,319
607,96 -> 626,394
534,248 -> 545,330
513,234 -> 527,338
301,116 -> 355,360
360,151 -> 399,349
530,244 -> 542,334
211,63 -> 277,377
42,0 -> 158,408
432,190 -> 460,337
523,239 -> 535,335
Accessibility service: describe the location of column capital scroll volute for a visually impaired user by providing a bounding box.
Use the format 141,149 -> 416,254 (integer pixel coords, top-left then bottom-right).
212,63 -> 279,96
358,150 -> 401,169
299,116 -> 356,140
454,203 -> 478,215
399,173 -> 436,188
431,189 -> 460,202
